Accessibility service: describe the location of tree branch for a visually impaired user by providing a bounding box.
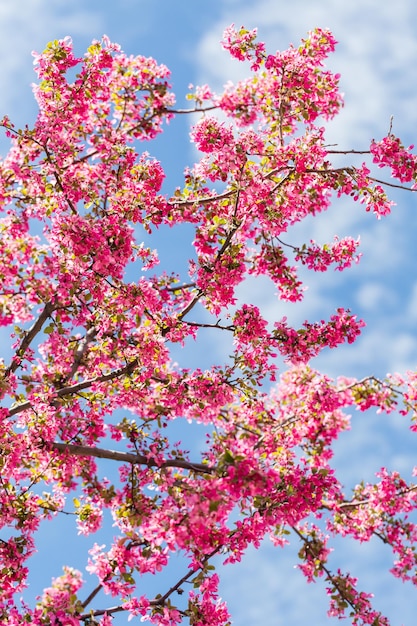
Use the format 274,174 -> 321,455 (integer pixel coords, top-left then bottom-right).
66,327 -> 97,381
5,301 -> 55,376
165,105 -> 219,115
167,187 -> 236,208
50,442 -> 215,474
81,582 -> 104,610
368,175 -> 417,191
183,320 -> 234,331
326,149 -> 371,155
7,358 -> 141,417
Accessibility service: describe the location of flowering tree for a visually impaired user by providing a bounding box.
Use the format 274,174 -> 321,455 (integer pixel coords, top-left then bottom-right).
1,24 -> 417,625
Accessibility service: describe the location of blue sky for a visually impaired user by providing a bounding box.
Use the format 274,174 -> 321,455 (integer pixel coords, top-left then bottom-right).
1,0 -> 417,624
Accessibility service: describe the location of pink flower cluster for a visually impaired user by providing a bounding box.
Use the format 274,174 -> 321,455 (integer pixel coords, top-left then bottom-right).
295,236 -> 361,271
371,135 -> 417,184
221,24 -> 266,70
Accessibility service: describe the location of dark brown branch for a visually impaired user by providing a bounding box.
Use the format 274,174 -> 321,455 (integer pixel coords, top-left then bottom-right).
43,143 -> 78,215
81,582 -> 104,610
336,375 -> 402,395
5,301 -> 55,376
176,290 -> 204,321
165,105 -> 218,115
67,327 -> 97,381
7,358 -> 141,417
50,442 -> 214,474
326,149 -> 371,155
368,175 -> 417,192
183,320 -> 234,331
168,188 -> 236,207
78,605 -> 125,620
291,526 -> 360,616
302,166 -> 417,192
163,282 -> 197,292
176,189 -> 242,322
322,483 -> 417,511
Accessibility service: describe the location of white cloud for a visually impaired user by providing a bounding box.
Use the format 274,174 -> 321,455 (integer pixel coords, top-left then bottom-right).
356,282 -> 398,311
219,540 -> 330,625
406,281 -> 417,321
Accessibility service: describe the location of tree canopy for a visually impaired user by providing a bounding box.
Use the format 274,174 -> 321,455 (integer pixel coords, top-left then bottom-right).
1,26 -> 417,625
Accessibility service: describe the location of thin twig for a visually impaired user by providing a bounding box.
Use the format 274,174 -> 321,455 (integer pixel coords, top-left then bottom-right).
77,544 -> 222,621
81,583 -> 104,610
183,320 -> 234,331
368,175 -> 416,192
167,188 -> 236,207
163,282 -> 197,292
